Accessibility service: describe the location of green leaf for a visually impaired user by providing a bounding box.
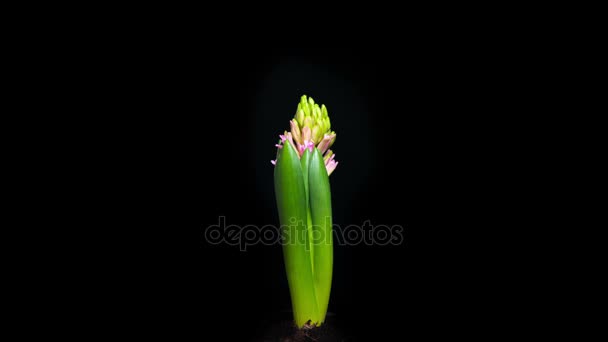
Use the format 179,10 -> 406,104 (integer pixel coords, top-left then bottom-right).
308,148 -> 333,324
274,142 -> 319,327
300,148 -> 313,273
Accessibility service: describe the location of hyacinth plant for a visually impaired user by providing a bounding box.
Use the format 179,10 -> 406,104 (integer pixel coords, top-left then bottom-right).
272,95 -> 337,328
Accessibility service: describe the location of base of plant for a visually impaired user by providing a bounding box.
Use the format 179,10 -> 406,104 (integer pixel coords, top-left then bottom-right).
300,320 -> 318,330
254,312 -> 345,342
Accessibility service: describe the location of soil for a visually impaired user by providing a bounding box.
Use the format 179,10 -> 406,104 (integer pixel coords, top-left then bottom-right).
253,313 -> 350,342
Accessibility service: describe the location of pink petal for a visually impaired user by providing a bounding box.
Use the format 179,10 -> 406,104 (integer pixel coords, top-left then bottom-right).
317,133 -> 335,155
302,126 -> 312,142
297,143 -> 306,156
325,153 -> 335,166
326,160 -> 338,175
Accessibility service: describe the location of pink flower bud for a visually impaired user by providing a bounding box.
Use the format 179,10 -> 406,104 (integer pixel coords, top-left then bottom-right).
290,119 -> 302,145
326,159 -> 338,175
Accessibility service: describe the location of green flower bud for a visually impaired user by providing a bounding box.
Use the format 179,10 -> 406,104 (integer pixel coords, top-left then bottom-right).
329,131 -> 336,147
291,95 -> 334,145
296,109 -> 305,127
313,105 -> 321,119
312,125 -> 322,144
280,95 -> 338,178
300,95 -> 310,117
300,95 -> 308,109
304,116 -> 314,129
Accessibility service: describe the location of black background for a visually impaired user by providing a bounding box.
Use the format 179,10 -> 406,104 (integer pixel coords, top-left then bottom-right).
152,47 -> 499,340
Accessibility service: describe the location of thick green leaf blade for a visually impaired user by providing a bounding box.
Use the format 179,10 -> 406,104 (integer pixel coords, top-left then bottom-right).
308,147 -> 333,324
274,142 -> 319,327
300,148 -> 314,273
